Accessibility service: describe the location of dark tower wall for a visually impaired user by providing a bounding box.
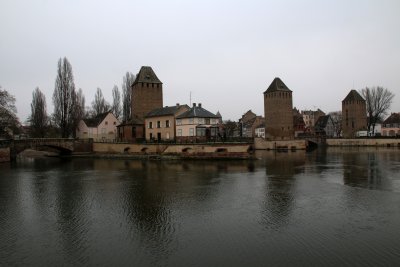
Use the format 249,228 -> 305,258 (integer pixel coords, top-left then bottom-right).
264,78 -> 294,140
131,66 -> 163,121
342,90 -> 367,138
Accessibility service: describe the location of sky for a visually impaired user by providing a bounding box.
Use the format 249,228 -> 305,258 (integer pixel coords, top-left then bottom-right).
1,0 -> 400,122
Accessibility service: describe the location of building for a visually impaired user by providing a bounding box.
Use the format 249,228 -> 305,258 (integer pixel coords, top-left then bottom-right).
76,111 -> 120,140
255,123 -> 265,138
131,66 -> 163,121
293,108 -> 306,137
239,110 -> 265,138
175,103 -> 220,142
382,113 -> 400,137
314,115 -> 336,137
342,90 -> 367,138
145,104 -> 190,141
264,77 -> 294,140
116,118 -> 145,143
301,109 -> 325,132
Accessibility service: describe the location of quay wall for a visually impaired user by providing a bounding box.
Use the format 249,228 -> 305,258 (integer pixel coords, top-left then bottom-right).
254,138 -> 307,150
93,142 -> 251,154
326,138 -> 400,147
0,147 -> 10,162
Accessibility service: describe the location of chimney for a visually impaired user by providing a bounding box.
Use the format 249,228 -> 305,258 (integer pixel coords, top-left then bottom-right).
193,103 -> 196,108
198,103 -> 202,108
176,103 -> 180,107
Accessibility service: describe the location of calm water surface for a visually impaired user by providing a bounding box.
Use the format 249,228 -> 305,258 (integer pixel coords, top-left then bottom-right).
1,148 -> 400,266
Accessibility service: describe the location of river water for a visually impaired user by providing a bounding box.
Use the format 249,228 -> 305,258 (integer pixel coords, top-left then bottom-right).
1,148 -> 400,266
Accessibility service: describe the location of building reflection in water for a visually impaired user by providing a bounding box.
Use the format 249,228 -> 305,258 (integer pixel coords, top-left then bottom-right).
258,151 -> 306,229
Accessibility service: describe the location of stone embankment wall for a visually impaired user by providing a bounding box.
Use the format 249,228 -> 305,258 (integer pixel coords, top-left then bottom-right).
254,138 -> 307,150
0,147 -> 10,162
326,138 -> 400,147
93,143 -> 252,154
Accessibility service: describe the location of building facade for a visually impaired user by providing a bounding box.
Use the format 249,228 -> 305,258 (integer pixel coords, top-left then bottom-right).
131,66 -> 163,121
76,112 -> 120,140
342,90 -> 367,138
175,103 -> 220,142
145,104 -> 190,141
382,113 -> 400,137
264,77 -> 294,140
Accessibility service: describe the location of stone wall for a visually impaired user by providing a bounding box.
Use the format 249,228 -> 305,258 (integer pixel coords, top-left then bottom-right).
254,138 -> 307,150
0,147 -> 10,162
326,138 -> 400,147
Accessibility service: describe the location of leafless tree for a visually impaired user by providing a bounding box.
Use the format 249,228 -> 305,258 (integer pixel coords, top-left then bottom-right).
328,111 -> 342,137
0,86 -> 20,138
52,57 -> 76,138
29,87 -> 47,137
91,87 -> 110,116
112,85 -> 122,119
360,86 -> 395,134
122,72 -> 135,122
71,88 -> 85,137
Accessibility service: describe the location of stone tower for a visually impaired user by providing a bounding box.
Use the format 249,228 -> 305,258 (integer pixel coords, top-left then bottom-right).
342,89 -> 367,138
263,77 -> 294,140
131,66 -> 163,121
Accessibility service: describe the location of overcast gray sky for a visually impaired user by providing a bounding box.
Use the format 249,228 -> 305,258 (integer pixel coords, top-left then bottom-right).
1,0 -> 399,122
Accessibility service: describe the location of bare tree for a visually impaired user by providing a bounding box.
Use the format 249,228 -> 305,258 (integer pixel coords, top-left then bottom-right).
0,86 -> 20,138
328,111 -> 342,137
91,87 -> 110,116
112,85 -> 122,119
122,72 -> 135,122
29,87 -> 47,137
360,86 -> 395,134
72,88 -> 85,137
52,57 -> 76,138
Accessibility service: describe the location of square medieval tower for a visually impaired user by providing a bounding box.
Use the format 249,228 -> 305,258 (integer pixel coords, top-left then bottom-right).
341,89 -> 367,138
131,66 -> 163,121
263,77 -> 294,140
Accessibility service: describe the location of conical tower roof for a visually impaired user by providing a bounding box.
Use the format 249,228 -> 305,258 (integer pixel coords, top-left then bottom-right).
133,66 -> 162,85
342,89 -> 365,102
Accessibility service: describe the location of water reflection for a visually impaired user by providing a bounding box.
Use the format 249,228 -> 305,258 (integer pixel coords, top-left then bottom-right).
259,151 -> 306,228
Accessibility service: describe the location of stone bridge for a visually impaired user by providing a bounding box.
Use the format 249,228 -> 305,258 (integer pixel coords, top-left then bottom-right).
0,138 -> 93,161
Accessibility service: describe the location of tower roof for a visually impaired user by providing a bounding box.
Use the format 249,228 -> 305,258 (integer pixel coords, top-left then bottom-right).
133,66 -> 162,85
342,90 -> 365,102
264,77 -> 292,94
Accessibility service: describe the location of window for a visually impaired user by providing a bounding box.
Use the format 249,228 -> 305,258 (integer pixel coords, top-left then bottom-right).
189,118 -> 194,124
113,121 -> 116,125
101,128 -> 106,134
176,119 -> 182,125
105,121 -> 108,125
177,129 -> 182,136
132,127 -> 136,138
149,121 -> 153,129
166,120 -> 170,128
197,128 -> 206,136
189,128 -> 194,136
157,121 -> 161,128
198,118 -> 205,124
166,132 -> 170,139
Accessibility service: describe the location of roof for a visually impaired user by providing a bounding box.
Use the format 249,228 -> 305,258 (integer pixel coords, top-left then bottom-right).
314,115 -> 331,129
145,105 -> 189,118
176,105 -> 219,119
132,66 -> 162,85
117,117 -> 144,127
83,112 -> 110,127
264,77 -> 292,94
342,90 -> 365,102
383,113 -> 400,124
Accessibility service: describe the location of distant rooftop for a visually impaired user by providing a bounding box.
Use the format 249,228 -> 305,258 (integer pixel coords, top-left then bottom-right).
145,104 -> 189,118
133,66 -> 162,85
176,103 -> 219,119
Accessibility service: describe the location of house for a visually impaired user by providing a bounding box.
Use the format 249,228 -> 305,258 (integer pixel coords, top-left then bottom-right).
293,108 -> 306,137
342,90 -> 367,138
175,103 -> 220,142
76,111 -> 120,140
301,109 -> 325,132
255,123 -> 265,138
145,104 -> 190,141
314,115 -> 336,137
382,113 -> 400,137
116,118 -> 145,142
264,77 -> 294,140
239,110 -> 265,138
